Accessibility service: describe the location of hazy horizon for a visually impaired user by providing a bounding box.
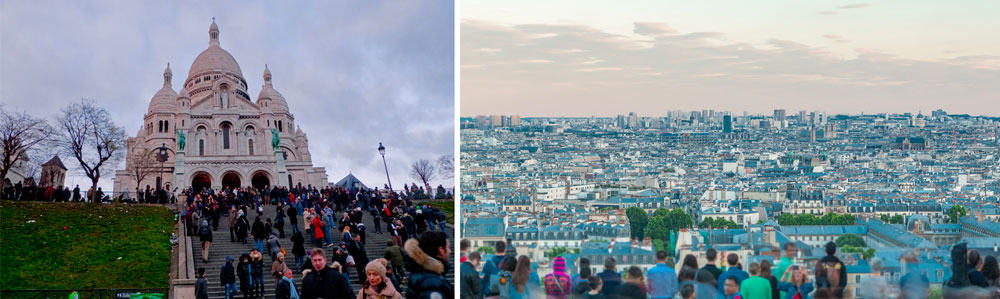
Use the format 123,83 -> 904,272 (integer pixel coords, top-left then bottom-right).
461,0 -> 1000,117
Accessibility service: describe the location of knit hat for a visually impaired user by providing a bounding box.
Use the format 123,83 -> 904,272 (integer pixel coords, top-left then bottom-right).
552,256 -> 566,273
366,258 -> 389,277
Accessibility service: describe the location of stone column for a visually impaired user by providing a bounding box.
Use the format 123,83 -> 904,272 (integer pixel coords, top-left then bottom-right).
275,150 -> 288,188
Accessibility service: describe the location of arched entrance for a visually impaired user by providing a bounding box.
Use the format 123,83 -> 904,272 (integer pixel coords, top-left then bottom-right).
251,171 -> 271,190
221,171 -> 241,189
191,172 -> 211,193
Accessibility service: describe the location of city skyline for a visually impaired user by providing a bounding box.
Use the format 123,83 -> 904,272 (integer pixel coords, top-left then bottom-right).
1,1 -> 455,189
461,0 -> 1000,117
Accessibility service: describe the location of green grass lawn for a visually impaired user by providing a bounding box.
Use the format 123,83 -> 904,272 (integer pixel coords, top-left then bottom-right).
422,200 -> 454,224
0,201 -> 174,289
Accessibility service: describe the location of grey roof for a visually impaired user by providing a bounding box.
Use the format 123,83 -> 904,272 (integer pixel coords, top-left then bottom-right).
42,155 -> 67,170
334,173 -> 367,189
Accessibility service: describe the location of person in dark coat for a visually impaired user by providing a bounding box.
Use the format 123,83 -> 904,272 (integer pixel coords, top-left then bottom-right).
348,234 -> 369,284
300,248 -> 352,299
195,267 -> 209,299
236,211 -> 250,244
275,206 -> 286,238
287,205 -> 299,234
275,269 -> 298,299
250,249 -> 265,297
291,231 -> 306,270
220,255 -> 237,299
252,216 -> 266,253
236,253 -> 252,298
403,231 -> 453,299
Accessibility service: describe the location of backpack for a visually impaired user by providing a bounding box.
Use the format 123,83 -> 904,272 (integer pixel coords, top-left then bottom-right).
199,220 -> 211,237
544,274 -> 570,297
815,260 -> 842,296
497,271 -> 513,299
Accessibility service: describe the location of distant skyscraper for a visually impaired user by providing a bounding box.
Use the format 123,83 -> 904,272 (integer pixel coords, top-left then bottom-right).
773,109 -> 786,124
510,115 -> 521,126
723,115 -> 732,133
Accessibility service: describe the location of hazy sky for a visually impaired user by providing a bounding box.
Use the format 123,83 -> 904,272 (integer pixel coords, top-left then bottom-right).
1,1 -> 454,190
461,0 -> 1000,116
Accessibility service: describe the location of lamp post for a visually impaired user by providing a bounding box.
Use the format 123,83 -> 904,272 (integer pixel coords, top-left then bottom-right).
378,142 -> 392,191
156,143 -> 169,193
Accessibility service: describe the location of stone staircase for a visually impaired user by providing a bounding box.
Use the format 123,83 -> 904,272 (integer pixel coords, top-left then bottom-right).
190,204 -> 453,298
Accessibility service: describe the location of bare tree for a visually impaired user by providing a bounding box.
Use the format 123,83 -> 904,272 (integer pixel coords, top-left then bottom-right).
410,159 -> 435,194
0,105 -> 54,194
437,154 -> 454,180
55,100 -> 127,202
127,142 -> 158,197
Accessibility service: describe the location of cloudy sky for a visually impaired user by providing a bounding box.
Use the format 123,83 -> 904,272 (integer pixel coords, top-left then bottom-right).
461,0 -> 1000,116
1,1 -> 454,190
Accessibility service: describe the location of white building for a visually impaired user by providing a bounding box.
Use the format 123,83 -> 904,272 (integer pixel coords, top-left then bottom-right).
114,21 -> 327,193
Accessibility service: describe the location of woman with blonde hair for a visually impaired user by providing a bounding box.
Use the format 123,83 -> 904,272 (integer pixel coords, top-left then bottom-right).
357,258 -> 402,299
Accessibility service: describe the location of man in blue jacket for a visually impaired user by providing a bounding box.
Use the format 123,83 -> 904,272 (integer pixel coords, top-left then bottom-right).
481,241 -> 508,297
647,250 -> 678,299
716,253 -> 749,294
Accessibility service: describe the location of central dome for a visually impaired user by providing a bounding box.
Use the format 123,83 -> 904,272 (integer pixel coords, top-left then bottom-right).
188,46 -> 243,81
186,20 -> 244,83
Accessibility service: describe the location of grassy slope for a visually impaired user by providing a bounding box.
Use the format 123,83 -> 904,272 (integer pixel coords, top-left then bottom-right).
422,200 -> 455,224
0,201 -> 174,289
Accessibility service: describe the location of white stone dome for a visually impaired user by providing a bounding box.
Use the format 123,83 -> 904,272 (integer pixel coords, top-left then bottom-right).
148,87 -> 178,114
188,46 -> 243,81
148,64 -> 177,114
257,65 -> 288,112
186,20 -> 244,82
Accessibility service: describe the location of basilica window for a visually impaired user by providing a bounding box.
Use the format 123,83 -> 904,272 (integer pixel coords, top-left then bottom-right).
164,121 -> 169,132
248,139 -> 254,155
221,122 -> 231,149
199,139 -> 204,156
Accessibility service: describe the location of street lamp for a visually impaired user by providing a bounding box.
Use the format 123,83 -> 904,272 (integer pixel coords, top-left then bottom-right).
378,142 -> 392,191
156,143 -> 169,192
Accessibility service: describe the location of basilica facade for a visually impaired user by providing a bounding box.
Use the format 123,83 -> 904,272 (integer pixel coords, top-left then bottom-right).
113,21 -> 327,194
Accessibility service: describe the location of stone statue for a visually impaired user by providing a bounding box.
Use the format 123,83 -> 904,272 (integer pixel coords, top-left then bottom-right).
176,129 -> 185,151
271,128 -> 280,151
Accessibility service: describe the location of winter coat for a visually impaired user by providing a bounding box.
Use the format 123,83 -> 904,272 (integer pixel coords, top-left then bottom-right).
301,266 -> 353,299
291,233 -> 306,256
357,280 -> 403,299
403,238 -> 453,299
383,244 -> 404,270
220,261 -> 236,285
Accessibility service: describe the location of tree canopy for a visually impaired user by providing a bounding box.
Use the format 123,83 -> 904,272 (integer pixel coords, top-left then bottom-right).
947,204 -> 968,223
644,208 -> 693,244
835,233 -> 867,248
699,217 -> 740,229
776,213 -> 855,226
626,207 -> 648,240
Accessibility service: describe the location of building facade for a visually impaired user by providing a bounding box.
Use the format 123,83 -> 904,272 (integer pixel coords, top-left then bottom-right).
113,21 -> 327,194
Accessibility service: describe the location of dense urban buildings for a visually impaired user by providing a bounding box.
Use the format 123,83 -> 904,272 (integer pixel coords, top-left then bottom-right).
461,110 -> 1000,297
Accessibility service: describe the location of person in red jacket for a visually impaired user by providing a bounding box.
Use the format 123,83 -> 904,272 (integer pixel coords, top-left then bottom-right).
311,215 -> 325,247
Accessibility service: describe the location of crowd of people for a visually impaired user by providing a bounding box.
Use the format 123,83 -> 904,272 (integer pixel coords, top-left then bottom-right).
1,181 -> 123,203
459,240 -> 956,299
185,183 -> 452,299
